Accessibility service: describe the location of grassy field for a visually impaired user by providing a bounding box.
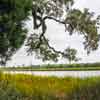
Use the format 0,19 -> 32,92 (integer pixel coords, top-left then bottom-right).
0,72 -> 100,100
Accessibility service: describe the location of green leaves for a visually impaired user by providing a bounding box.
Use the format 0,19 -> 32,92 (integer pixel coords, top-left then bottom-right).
0,0 -> 100,64
0,0 -> 32,65
27,0 -> 100,63
26,33 -> 59,62
63,47 -> 80,64
65,8 -> 99,53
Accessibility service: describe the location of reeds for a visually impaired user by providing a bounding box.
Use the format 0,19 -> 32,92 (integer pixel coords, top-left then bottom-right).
0,73 -> 100,100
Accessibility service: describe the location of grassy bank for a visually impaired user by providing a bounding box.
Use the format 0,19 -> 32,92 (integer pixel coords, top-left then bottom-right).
0,73 -> 100,100
1,66 -> 100,71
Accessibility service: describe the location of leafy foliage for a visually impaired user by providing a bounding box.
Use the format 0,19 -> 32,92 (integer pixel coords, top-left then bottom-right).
27,33 -> 59,62
63,47 -> 80,63
0,0 -> 100,64
27,0 -> 100,62
65,8 -> 100,53
0,0 -> 32,65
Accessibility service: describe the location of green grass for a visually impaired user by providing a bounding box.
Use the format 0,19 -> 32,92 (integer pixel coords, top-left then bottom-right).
0,72 -> 100,100
1,66 -> 100,71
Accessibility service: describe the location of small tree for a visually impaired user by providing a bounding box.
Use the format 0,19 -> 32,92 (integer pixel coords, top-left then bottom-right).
63,47 -> 80,64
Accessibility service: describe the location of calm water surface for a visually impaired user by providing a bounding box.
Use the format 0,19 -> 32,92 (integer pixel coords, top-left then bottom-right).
3,71 -> 100,78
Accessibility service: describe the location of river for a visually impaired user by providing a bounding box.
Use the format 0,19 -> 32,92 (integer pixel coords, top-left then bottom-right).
3,71 -> 100,78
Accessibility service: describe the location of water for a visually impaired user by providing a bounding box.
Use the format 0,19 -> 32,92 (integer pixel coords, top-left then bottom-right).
3,71 -> 100,78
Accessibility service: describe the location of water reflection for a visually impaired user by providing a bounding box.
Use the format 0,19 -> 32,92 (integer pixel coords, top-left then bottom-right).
3,71 -> 100,78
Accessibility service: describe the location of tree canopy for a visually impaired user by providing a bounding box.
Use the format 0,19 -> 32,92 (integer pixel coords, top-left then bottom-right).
0,0 -> 32,65
27,0 -> 100,62
0,0 -> 100,65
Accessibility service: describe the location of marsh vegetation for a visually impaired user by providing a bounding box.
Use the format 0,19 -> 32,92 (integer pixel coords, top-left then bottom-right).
0,73 -> 100,100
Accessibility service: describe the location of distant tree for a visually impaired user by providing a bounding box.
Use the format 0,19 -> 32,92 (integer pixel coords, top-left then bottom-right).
62,47 -> 80,64
0,0 -> 100,65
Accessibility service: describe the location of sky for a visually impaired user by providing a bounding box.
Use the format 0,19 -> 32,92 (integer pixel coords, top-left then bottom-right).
7,0 -> 100,66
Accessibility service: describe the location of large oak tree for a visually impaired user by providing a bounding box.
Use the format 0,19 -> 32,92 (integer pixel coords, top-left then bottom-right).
0,0 -> 100,65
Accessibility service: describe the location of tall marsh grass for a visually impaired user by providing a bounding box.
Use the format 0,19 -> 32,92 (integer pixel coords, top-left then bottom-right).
0,72 -> 100,100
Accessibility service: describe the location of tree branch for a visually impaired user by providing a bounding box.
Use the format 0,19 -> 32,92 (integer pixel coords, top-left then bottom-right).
43,36 -> 64,55
43,16 -> 65,24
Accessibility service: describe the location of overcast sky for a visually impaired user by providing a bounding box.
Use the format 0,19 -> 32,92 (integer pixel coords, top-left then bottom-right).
7,0 -> 100,66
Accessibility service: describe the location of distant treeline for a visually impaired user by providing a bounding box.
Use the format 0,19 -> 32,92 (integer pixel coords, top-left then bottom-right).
2,62 -> 100,70
38,63 -> 100,68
